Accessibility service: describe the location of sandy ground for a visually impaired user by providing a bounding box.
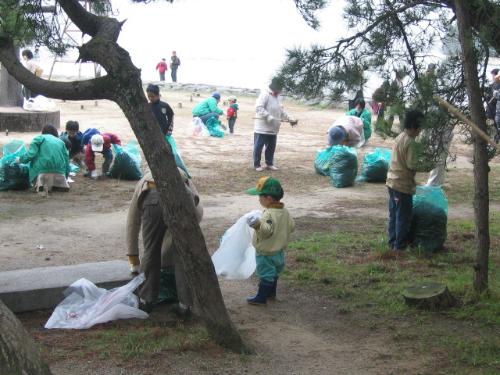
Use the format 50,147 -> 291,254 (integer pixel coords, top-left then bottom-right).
0,89 -> 496,374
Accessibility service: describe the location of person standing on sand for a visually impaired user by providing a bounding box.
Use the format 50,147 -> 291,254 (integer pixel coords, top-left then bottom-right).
156,58 -> 168,81
170,51 -> 181,83
253,77 -> 297,171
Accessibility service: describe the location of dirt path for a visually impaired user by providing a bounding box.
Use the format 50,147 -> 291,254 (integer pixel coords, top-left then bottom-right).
1,92 -> 498,374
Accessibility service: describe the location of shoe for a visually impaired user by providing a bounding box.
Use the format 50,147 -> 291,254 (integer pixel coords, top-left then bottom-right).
247,280 -> 273,306
266,165 -> 279,171
130,264 -> 140,274
138,299 -> 154,313
255,166 -> 264,172
267,278 -> 278,300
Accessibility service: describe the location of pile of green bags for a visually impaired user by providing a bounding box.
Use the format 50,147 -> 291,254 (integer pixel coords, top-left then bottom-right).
108,141 -> 143,180
410,186 -> 448,252
357,148 -> 391,183
205,117 -> 225,138
0,140 -> 30,191
314,146 -> 358,188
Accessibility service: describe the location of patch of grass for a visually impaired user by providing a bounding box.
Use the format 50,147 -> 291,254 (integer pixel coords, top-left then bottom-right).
286,213 -> 500,373
444,166 -> 500,205
439,335 -> 500,374
40,319 -> 210,364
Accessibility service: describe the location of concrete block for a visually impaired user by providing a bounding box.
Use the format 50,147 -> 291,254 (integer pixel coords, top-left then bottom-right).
0,261 -> 133,313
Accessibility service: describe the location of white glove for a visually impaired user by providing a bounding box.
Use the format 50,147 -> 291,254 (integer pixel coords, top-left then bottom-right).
267,115 -> 275,123
90,170 -> 99,179
14,157 -> 21,164
246,216 -> 260,228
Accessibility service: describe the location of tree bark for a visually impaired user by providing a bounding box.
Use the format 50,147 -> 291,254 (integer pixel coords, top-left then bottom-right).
0,300 -> 53,375
454,0 -> 490,293
0,62 -> 23,107
0,0 -> 249,352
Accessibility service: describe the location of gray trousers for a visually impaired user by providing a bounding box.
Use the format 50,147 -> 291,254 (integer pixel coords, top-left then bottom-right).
138,189 -> 192,307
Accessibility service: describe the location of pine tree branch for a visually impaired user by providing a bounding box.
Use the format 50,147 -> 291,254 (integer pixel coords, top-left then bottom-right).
0,37 -> 112,100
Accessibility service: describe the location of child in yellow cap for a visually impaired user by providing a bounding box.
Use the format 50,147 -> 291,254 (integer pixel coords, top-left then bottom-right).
246,176 -> 295,305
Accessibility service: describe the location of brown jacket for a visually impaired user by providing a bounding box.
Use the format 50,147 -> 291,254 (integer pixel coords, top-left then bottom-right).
126,168 -> 203,261
386,132 -> 419,195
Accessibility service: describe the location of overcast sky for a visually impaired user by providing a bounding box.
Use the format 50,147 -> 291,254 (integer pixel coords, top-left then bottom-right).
44,0 -> 347,88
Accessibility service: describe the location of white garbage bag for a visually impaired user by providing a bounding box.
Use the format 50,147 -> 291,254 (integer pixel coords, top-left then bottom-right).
191,117 -> 210,137
23,95 -> 57,112
211,210 -> 262,280
45,274 -> 148,329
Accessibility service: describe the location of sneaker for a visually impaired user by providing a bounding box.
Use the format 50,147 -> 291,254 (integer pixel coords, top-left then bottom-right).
130,264 -> 140,274
255,166 -> 264,172
266,165 -> 279,171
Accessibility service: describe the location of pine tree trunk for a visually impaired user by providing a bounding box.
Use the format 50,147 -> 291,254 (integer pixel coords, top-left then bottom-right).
454,0 -> 490,293
109,66 -> 249,353
0,300 -> 53,375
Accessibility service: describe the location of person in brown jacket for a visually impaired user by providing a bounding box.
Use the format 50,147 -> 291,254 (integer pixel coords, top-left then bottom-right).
386,109 -> 425,251
126,168 -> 203,313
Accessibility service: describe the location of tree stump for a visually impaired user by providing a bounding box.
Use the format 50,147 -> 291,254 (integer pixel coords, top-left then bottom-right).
403,282 -> 456,310
0,107 -> 60,132
0,300 -> 53,375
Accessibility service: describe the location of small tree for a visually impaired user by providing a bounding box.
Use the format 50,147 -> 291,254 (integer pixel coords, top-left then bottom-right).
284,0 -> 500,292
0,0 -> 248,352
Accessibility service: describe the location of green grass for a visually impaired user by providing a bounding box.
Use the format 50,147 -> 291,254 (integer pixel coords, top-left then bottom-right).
286,213 -> 500,373
444,165 -> 500,205
42,320 -> 210,363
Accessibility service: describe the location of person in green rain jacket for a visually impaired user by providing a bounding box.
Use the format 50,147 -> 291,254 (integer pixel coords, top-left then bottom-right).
346,98 -> 372,144
19,125 -> 70,186
192,92 -> 224,124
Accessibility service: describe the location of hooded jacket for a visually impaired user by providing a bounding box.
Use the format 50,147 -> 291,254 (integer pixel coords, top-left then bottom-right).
20,134 -> 70,183
253,88 -> 290,135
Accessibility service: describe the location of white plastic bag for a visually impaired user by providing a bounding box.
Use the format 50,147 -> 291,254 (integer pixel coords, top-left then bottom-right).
191,117 -> 210,137
45,274 -> 148,329
211,210 -> 262,280
23,95 -> 56,112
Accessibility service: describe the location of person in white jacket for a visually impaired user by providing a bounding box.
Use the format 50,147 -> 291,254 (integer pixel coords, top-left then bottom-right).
253,78 -> 297,171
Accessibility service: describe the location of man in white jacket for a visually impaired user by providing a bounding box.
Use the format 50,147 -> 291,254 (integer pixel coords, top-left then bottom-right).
253,78 -> 297,171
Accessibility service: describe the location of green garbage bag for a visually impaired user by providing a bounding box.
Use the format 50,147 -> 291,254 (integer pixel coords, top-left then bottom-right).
205,117 -> 225,138
166,135 -> 191,177
69,162 -> 80,174
409,186 -> 448,252
357,148 -> 391,183
0,140 -> 30,191
108,141 -> 143,180
314,147 -> 335,176
157,268 -> 178,304
329,146 -> 358,188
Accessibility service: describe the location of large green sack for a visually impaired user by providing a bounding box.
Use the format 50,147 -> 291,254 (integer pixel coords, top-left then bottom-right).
166,135 -> 191,177
157,268 -> 178,304
0,140 -> 30,191
329,146 -> 358,188
357,147 -> 391,183
314,146 -> 335,176
409,186 -> 448,252
108,141 -> 143,180
205,117 -> 225,138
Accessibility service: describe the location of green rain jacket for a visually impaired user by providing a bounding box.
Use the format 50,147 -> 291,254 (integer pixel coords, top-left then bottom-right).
347,108 -> 372,141
192,97 -> 223,117
20,134 -> 70,183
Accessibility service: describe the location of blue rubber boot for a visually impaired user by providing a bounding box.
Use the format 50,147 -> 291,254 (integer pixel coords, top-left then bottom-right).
268,278 -> 278,300
247,280 -> 273,306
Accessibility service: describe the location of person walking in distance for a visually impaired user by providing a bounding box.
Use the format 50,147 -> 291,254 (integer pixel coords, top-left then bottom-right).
156,58 -> 168,82
170,51 -> 181,83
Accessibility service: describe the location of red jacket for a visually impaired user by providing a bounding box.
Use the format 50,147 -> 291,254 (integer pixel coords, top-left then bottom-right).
156,61 -> 168,74
85,133 -> 121,171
